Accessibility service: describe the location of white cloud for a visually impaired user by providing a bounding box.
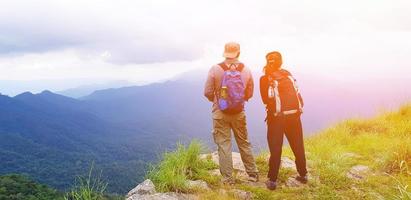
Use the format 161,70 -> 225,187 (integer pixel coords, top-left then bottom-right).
0,0 -> 410,88
0,48 -> 200,82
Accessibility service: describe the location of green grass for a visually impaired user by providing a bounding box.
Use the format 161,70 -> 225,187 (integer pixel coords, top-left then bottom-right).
146,140 -> 218,193
64,164 -> 108,200
146,104 -> 411,199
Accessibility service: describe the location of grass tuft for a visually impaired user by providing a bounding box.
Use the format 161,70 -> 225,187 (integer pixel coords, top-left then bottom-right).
64,163 -> 107,200
147,140 -> 218,193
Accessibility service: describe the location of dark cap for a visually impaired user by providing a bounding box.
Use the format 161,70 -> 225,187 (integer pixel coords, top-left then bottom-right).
266,51 -> 282,60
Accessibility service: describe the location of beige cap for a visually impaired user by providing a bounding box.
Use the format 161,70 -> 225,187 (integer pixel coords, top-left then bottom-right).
223,42 -> 240,58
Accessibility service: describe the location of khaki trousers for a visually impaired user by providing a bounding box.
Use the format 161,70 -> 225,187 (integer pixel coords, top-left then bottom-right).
212,110 -> 258,179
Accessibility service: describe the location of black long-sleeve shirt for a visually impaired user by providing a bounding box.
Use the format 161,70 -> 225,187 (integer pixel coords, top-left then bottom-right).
259,69 -> 304,113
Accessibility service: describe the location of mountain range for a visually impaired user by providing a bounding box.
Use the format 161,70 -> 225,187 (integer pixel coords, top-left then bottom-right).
1,69 -> 410,194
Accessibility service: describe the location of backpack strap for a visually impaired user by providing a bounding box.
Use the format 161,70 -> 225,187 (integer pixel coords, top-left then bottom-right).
218,62 -> 229,71
236,63 -> 244,71
281,69 -> 292,76
287,76 -> 303,111
218,62 -> 244,71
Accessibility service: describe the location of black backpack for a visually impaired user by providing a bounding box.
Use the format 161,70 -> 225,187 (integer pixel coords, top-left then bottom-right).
266,69 -> 303,116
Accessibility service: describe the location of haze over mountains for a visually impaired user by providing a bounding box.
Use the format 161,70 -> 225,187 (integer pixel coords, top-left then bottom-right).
1,69 -> 410,194
0,91 -> 148,193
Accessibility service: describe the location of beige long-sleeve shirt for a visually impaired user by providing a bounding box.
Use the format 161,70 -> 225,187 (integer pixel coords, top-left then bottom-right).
204,60 -> 254,113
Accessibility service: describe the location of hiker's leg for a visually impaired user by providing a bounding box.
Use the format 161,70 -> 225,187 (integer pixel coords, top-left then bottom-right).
212,111 -> 233,180
284,114 -> 307,177
267,116 -> 285,181
231,111 -> 258,176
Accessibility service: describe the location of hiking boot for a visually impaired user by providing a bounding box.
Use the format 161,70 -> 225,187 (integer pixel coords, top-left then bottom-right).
265,180 -> 277,190
295,175 -> 308,184
247,173 -> 259,182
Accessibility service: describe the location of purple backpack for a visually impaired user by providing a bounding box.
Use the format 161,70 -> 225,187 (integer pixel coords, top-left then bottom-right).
218,63 -> 245,114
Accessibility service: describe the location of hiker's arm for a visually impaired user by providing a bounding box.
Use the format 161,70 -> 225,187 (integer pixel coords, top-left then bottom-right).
259,76 -> 268,105
244,70 -> 254,101
260,76 -> 276,112
204,67 -> 215,102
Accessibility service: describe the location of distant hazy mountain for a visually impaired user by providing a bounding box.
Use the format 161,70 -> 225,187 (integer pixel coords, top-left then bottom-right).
56,80 -> 137,98
83,80 -> 213,145
0,91 -> 163,193
82,70 -> 411,148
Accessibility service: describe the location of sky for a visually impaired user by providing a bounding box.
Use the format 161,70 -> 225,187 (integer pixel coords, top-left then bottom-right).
0,0 -> 410,95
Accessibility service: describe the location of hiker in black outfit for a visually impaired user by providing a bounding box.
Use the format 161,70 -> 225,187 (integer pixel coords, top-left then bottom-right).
259,51 -> 308,190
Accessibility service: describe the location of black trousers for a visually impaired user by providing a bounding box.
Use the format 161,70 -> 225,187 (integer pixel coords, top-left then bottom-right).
266,113 -> 307,181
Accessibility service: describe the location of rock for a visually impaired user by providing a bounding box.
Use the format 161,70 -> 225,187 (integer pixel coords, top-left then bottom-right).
265,156 -> 296,169
127,193 -> 178,200
199,152 -> 219,164
231,152 -> 246,171
230,189 -> 253,200
187,180 -> 210,191
209,169 -> 221,176
198,153 -> 210,160
203,151 -> 246,172
127,179 -> 156,198
281,157 -> 296,169
342,152 -> 361,159
234,170 -> 249,181
126,179 -> 198,200
210,151 -> 219,164
200,153 -> 221,176
127,192 -> 197,200
285,177 -> 304,187
243,180 -> 266,188
165,193 -> 199,200
347,165 -> 370,180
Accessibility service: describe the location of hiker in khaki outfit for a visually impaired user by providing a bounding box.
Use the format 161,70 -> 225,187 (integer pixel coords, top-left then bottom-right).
204,42 -> 259,184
